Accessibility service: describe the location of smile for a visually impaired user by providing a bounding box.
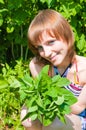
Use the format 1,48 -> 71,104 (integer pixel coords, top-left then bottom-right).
50,54 -> 57,61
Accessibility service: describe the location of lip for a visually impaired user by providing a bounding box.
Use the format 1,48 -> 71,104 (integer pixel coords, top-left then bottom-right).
50,54 -> 57,61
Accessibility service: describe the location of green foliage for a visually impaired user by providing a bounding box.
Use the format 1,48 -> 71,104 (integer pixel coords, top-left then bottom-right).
0,63 -> 77,128
20,65 -> 77,126
0,60 -> 29,129
0,0 -> 86,63
0,0 -> 85,129
0,0 -> 37,63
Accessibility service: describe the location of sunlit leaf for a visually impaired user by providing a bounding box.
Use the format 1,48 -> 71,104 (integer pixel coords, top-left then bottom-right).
6,26 -> 14,33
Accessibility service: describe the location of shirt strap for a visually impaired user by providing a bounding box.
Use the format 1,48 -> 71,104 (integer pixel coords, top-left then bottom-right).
54,63 -> 72,77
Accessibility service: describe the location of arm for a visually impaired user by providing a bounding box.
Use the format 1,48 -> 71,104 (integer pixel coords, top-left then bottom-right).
71,84 -> 86,114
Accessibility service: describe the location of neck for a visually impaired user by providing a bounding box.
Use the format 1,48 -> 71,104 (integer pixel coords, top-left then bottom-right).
56,58 -> 72,75
57,64 -> 71,76
51,54 -> 76,76
57,53 -> 76,75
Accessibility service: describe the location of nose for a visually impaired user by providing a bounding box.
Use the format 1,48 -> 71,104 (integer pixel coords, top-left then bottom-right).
43,46 -> 52,58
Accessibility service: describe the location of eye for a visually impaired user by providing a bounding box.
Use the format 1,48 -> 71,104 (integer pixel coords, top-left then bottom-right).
37,46 -> 44,52
48,40 -> 56,45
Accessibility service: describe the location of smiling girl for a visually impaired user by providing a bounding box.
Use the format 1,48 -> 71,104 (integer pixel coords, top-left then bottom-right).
21,9 -> 86,130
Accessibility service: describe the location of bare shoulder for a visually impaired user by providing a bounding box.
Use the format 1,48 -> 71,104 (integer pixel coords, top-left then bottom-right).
76,55 -> 86,68
76,55 -> 86,84
29,57 -> 45,78
77,55 -> 86,61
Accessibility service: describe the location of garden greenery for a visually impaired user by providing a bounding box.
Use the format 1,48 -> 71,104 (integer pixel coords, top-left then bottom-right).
21,65 -> 77,126
0,60 -> 29,129
0,0 -> 86,129
0,0 -> 86,63
0,61 -> 77,128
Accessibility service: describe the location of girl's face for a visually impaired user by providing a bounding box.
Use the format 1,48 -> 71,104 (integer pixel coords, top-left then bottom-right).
35,31 -> 69,67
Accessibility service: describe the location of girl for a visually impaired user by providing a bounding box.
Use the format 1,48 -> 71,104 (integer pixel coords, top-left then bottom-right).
21,9 -> 86,130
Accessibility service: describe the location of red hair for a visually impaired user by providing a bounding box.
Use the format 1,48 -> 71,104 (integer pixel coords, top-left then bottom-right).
28,9 -> 75,63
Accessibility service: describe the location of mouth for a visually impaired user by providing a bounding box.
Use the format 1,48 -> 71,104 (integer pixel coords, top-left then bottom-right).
50,54 -> 57,61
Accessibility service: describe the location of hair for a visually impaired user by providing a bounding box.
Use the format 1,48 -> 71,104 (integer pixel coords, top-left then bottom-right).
28,9 -> 75,64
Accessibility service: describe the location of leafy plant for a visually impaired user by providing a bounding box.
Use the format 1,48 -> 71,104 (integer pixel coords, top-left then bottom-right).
0,60 -> 29,130
20,65 -> 77,126
0,63 -> 77,127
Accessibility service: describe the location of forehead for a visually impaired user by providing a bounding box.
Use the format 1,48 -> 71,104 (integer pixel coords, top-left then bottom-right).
37,30 -> 55,45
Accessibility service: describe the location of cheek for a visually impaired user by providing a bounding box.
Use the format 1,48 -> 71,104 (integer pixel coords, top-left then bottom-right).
53,45 -> 61,51
39,52 -> 44,57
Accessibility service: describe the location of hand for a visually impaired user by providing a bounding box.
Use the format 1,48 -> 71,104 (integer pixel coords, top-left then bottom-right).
21,106 -> 32,127
20,106 -> 42,130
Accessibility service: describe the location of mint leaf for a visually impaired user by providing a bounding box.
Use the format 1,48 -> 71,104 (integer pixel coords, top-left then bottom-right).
55,96 -> 64,105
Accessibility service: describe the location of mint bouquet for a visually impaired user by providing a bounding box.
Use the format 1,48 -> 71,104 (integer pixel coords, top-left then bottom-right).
20,65 -> 77,126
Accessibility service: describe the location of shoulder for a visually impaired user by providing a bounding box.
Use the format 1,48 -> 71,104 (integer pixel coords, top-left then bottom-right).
29,57 -> 45,78
76,55 -> 86,69
76,55 -> 86,85
69,55 -> 86,85
71,55 -> 86,71
76,55 -> 86,62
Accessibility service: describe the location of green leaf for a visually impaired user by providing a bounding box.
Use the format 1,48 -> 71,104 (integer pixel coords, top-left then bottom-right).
6,26 -> 14,33
52,75 -> 70,87
52,75 -> 61,82
39,65 -> 49,76
29,106 -> 38,113
21,74 -> 33,87
40,0 -> 46,3
43,98 -> 51,108
19,90 -> 27,102
22,112 -> 37,121
45,0 -> 52,7
10,79 -> 21,88
0,79 -> 8,89
47,87 -> 58,97
25,96 -> 37,108
55,96 -> 64,105
56,112 -> 65,123
40,0 -> 52,7
77,34 -> 85,51
29,113 -> 38,121
66,95 -> 77,105
36,96 -> 43,108
0,0 -> 4,4
57,77 -> 70,87
0,9 -> 8,12
42,116 -> 52,126
62,104 -> 71,115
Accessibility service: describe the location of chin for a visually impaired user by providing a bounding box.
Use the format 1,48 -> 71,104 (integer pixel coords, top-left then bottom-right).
52,62 -> 59,67
52,60 -> 63,66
